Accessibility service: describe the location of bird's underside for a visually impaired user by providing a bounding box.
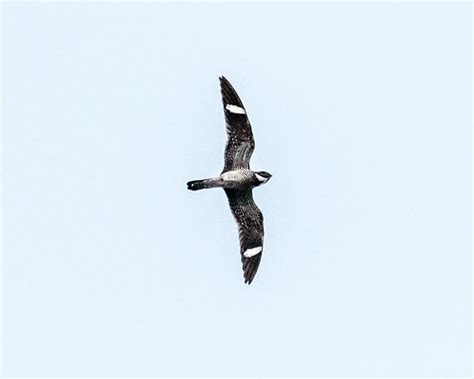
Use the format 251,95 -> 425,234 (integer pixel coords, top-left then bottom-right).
187,76 -> 270,284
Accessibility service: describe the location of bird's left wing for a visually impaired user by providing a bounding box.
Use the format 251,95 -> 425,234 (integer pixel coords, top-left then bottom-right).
224,188 -> 264,284
219,76 -> 255,173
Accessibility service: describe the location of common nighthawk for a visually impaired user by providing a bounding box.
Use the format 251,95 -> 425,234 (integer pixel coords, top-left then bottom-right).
187,76 -> 272,284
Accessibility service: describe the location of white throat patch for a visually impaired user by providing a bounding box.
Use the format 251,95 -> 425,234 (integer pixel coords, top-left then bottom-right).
243,246 -> 263,258
255,173 -> 268,183
225,104 -> 246,114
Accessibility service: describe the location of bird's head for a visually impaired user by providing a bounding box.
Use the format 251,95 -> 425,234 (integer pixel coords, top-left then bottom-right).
254,171 -> 272,185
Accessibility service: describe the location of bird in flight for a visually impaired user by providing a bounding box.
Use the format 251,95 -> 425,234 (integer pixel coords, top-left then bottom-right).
187,76 -> 272,284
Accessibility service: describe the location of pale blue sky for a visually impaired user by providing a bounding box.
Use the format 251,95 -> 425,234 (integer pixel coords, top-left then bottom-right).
2,2 -> 471,377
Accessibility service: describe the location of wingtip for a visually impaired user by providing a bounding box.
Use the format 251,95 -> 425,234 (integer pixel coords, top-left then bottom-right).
219,75 -> 230,85
242,255 -> 261,285
219,76 -> 245,108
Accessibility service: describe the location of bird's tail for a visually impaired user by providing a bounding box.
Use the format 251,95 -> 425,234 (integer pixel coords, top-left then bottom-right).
187,178 -> 222,191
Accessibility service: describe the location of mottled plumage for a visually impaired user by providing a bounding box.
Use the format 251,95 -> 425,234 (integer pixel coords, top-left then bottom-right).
224,189 -> 264,284
187,76 -> 272,284
220,76 -> 255,172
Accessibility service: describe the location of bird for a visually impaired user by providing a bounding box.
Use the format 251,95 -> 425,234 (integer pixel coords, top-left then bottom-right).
187,76 -> 272,284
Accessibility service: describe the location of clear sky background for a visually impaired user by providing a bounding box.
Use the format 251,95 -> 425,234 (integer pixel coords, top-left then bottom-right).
2,2 -> 471,377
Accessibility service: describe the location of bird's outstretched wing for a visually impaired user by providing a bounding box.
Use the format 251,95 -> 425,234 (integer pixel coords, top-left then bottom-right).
224,188 -> 264,284
219,76 -> 255,173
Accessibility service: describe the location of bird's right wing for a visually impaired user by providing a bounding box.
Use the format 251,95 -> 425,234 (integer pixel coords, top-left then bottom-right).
219,76 -> 255,173
224,188 -> 264,284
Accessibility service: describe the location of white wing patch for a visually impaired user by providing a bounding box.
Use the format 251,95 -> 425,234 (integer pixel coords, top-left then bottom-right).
243,246 -> 263,258
226,104 -> 246,114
